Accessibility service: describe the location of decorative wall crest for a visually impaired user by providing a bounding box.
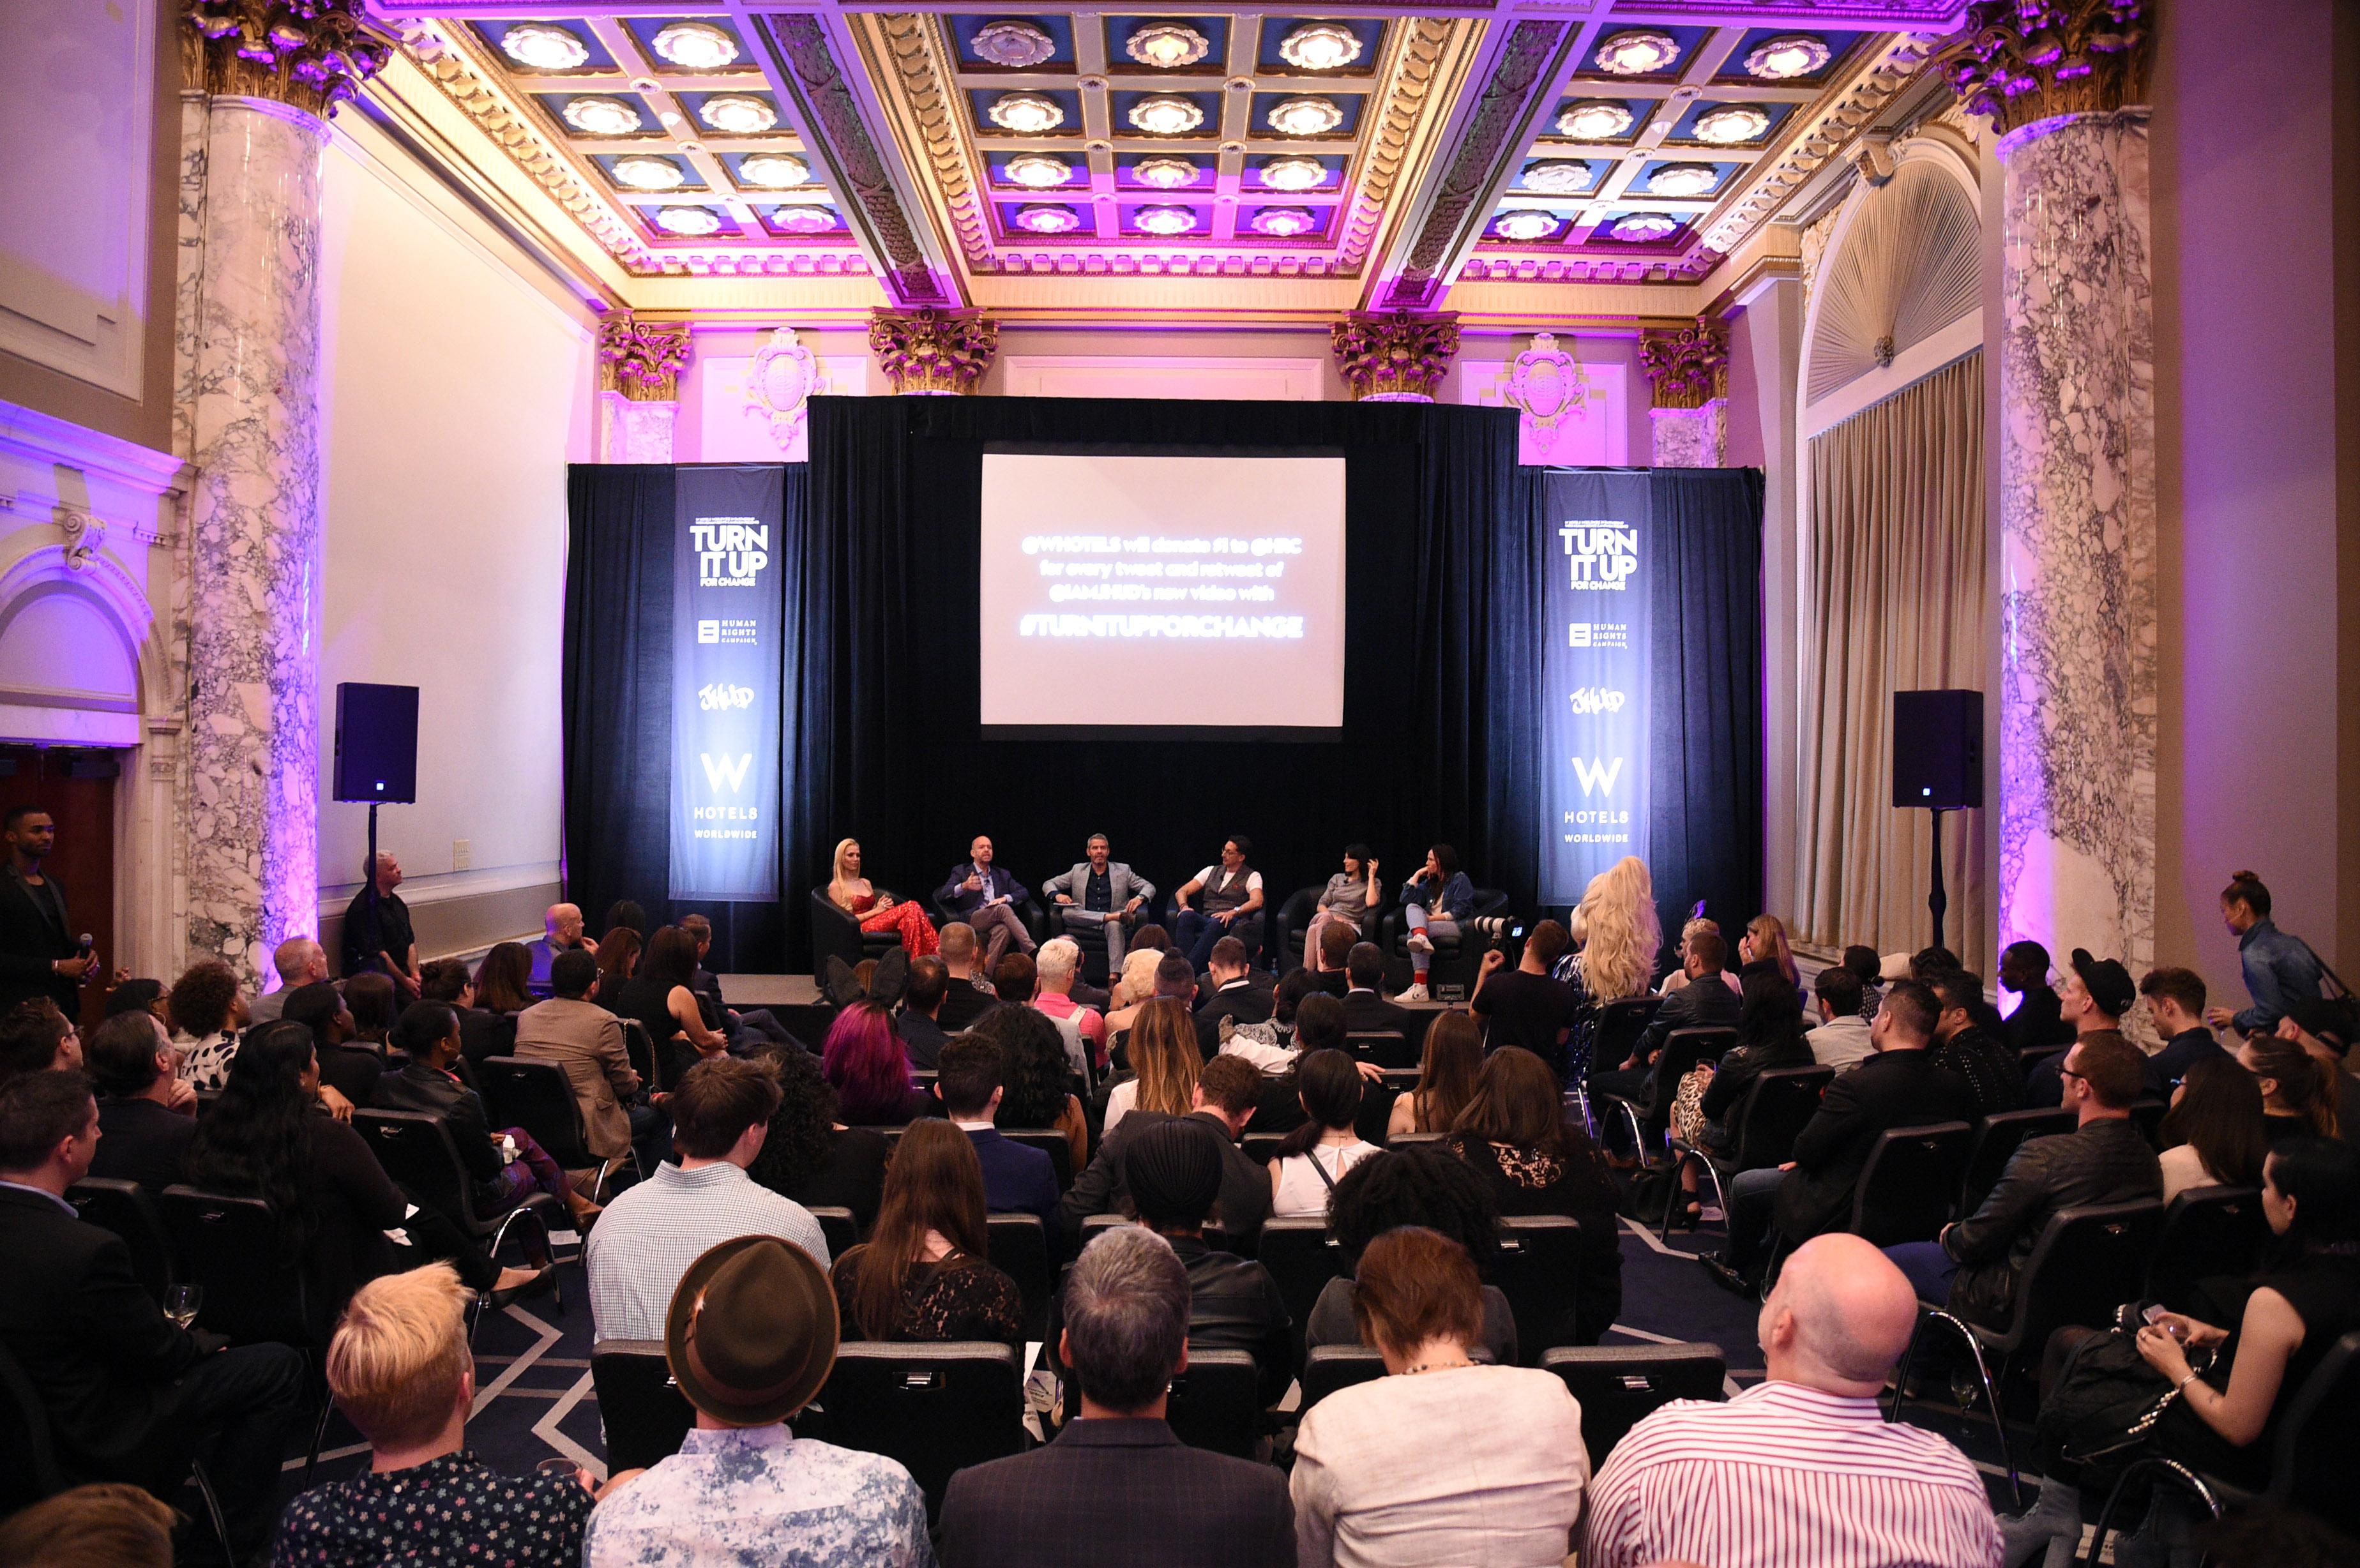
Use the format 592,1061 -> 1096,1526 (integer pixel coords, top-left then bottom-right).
743,328 -> 828,450
868,308 -> 997,395
1638,320 -> 1730,410
1332,311 -> 1461,402
1501,334 -> 1593,457
1941,0 -> 2150,138
182,0 -> 393,118
598,315 -> 693,402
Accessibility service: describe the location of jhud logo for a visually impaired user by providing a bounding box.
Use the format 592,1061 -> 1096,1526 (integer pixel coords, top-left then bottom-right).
1569,687 -> 1626,715
1558,520 -> 1638,591
693,517 -> 769,588
700,682 -> 755,712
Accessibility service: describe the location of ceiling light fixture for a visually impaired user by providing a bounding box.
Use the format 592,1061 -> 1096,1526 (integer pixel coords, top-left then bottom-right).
698,94 -> 776,134
1520,159 -> 1595,194
1266,95 -> 1343,136
1278,22 -> 1361,72
651,21 -> 738,70
988,92 -> 1066,133
1252,206 -> 1318,237
1555,100 -> 1633,140
1744,34 -> 1831,80
1129,95 -> 1205,135
1004,153 -> 1075,188
1134,205 -> 1196,236
1691,103 -> 1772,144
1133,156 -> 1200,189
1594,29 -> 1680,76
1015,204 -> 1082,233
773,206 -> 838,232
499,23 -> 589,71
610,156 -> 685,191
1126,23 -> 1210,69
1609,212 -> 1679,241
1491,210 -> 1559,243
972,20 -> 1057,67
1645,162 -> 1719,197
653,206 -> 722,236
562,95 -> 643,136
738,153 -> 811,189
1259,155 -> 1328,191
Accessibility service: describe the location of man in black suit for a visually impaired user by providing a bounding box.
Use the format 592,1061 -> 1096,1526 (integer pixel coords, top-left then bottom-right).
84,1012 -> 196,1191
1307,921 -> 1353,997
2000,939 -> 2076,1055
939,1225 -> 1294,1568
1587,928 -> 1741,1124
937,834 -> 1037,969
0,805 -> 98,1020
1193,939 -> 1271,1056
1338,943 -> 1414,1036
1061,1053 -> 1269,1249
897,955 -> 954,1069
0,1069 -> 304,1560
936,923 -> 998,1032
1706,978 -> 1974,1291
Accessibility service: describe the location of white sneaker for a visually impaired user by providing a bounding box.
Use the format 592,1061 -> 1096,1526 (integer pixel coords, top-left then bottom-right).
1398,982 -> 1430,1002
1406,931 -> 1434,954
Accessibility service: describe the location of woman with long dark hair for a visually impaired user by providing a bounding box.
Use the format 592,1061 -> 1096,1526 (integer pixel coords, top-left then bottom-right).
1452,1045 -> 1624,1341
2158,1054 -> 2270,1201
1398,845 -> 1475,1002
830,1120 -> 1022,1343
456,942 -> 534,1068
1390,1010 -> 1481,1136
746,1045 -> 891,1232
615,925 -> 725,1085
1101,997 -> 1198,1136
593,927 -> 641,1014
821,1003 -> 930,1126
1269,1049 -> 1377,1217
343,973 -> 397,1054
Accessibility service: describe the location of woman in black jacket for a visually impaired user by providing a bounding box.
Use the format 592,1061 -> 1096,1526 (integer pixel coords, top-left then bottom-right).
1677,969 -> 1813,1226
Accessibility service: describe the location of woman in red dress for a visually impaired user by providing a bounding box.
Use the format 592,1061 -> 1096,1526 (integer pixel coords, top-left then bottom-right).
828,838 -> 940,957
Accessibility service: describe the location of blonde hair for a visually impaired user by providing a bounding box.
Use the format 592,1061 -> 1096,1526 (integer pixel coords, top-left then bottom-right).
1037,937 -> 1081,986
1126,998 -> 1202,1118
828,838 -> 861,907
326,1264 -> 472,1451
1113,947 -> 1161,1009
1578,856 -> 1661,1002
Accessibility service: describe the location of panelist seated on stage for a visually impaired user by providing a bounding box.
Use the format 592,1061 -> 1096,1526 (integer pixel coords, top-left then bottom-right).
935,834 -> 1036,970
1041,834 -> 1155,974
826,837 -> 939,958
1397,845 -> 1476,1003
1172,837 -> 1266,973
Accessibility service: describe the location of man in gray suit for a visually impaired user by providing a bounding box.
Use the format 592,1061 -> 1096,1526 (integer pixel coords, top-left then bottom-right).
1041,834 -> 1155,975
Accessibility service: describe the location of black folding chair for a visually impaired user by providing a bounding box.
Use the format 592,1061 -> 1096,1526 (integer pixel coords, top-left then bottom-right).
1491,1215 -> 1584,1361
985,1212 -> 1053,1341
1299,1345 -> 1389,1412
1542,1343 -> 1727,1471
1344,1030 -> 1412,1070
591,1338 -> 696,1473
1848,1122 -> 1974,1246
67,1177 -> 177,1301
478,1055 -> 636,1200
808,1205 -> 859,1262
1001,1128 -> 1074,1191
1242,1131 -> 1285,1166
2143,1185 -> 2267,1311
352,1109 -> 563,1322
621,1019 -> 660,1092
1257,1216 -> 1349,1334
1599,1027 -> 1733,1164
2128,1096 -> 2168,1150
1163,1348 -> 1264,1458
808,1342 -> 1026,1519
1958,1108 -> 2076,1216
1660,1066 -> 1832,1241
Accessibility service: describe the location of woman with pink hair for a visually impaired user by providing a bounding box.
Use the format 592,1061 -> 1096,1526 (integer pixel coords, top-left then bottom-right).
823,1003 -> 933,1125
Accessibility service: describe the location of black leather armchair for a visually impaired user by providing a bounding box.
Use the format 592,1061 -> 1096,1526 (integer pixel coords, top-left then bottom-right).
1274,883 -> 1386,972
810,887 -> 905,974
927,887 -> 1051,948
1379,886 -> 1512,992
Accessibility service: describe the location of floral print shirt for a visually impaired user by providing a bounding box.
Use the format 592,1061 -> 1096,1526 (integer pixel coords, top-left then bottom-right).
582,1424 -> 935,1568
271,1451 -> 591,1565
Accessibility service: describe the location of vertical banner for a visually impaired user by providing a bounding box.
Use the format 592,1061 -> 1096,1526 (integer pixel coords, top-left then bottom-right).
1540,471 -> 1653,905
671,465 -> 783,900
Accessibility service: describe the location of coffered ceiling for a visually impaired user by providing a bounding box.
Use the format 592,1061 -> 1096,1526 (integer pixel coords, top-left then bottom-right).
361,1 -> 1967,324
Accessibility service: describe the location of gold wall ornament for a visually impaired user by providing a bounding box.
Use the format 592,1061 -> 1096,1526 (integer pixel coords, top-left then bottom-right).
598,315 -> 693,402
1638,320 -> 1730,410
181,0 -> 395,118
1331,310 -> 1460,402
1940,0 -> 2150,138
868,308 -> 997,395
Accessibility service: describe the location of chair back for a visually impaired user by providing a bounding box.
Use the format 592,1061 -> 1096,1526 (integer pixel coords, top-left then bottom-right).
1491,1215 -> 1584,1361
1645,1028 -> 1734,1129
1352,1081 -> 1398,1147
1541,1343 -> 1727,1471
1163,1348 -> 1263,1458
1257,1216 -> 1348,1331
1997,1200 -> 2168,1357
591,1339 -> 696,1473
811,1341 -> 1024,1518
1847,1122 -> 1973,1246
810,888 -> 864,971
1591,997 -> 1661,1071
999,1128 -> 1073,1191
2128,1096 -> 2168,1150
1273,886 -> 1323,969
1345,1030 -> 1412,1071
352,1109 -> 483,1233
1078,1214 -> 1235,1253
1299,1345 -> 1388,1412
621,1019 -> 660,1091
476,1056 -> 598,1169
2265,1330 -> 2360,1532
157,1185 -> 312,1346
1959,1108 -> 2077,1215
67,1177 -> 176,1300
806,1205 -> 859,1262
1242,1131 -> 1284,1166
1724,1066 -> 1834,1172
2144,1186 -> 2268,1310
0,1339 -> 68,1512
984,1212 -> 1053,1340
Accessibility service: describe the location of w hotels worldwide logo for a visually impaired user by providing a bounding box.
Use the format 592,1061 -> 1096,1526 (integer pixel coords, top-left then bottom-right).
1558,520 -> 1638,591
699,752 -> 754,793
1571,757 -> 1624,796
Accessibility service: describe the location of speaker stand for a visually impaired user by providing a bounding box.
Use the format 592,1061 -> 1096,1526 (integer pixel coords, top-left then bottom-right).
1925,806 -> 1949,953
361,802 -> 381,967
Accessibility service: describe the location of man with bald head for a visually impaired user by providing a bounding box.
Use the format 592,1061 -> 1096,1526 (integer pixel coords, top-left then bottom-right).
527,903 -> 598,995
249,935 -> 329,1025
1584,1235 -> 1999,1568
339,852 -> 419,999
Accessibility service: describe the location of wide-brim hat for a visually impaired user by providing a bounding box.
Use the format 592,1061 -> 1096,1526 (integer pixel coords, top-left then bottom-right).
664,1236 -> 838,1427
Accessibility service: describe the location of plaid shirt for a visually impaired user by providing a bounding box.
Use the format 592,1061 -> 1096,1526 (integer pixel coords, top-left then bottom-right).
585,1162 -> 829,1341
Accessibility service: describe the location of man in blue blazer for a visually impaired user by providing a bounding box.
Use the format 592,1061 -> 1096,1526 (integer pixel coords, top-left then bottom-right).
938,1036 -> 1062,1258
937,834 -> 1036,968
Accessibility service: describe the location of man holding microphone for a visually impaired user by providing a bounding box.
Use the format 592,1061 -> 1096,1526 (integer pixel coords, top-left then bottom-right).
0,806 -> 104,1018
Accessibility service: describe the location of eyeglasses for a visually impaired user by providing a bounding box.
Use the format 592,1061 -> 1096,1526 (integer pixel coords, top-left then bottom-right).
2057,1066 -> 2085,1082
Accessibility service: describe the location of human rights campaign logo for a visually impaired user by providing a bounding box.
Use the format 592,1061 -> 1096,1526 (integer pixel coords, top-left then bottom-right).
1559,520 -> 1638,591
692,517 -> 769,588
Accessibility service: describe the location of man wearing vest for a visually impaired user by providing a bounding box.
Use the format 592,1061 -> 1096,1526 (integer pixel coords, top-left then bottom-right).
1172,837 -> 1266,974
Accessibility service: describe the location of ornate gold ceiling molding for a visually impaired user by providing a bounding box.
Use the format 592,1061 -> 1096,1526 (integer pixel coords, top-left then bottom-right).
863,13 -> 994,272
1941,0 -> 2150,137
598,315 -> 692,401
1334,19 -> 1459,273
183,0 -> 394,119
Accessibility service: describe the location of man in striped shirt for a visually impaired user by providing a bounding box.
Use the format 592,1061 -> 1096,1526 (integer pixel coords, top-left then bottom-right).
1583,1233 -> 2001,1568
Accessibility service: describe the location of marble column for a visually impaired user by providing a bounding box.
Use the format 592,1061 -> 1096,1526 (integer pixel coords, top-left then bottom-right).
596,315 -> 693,459
1949,3 -> 2156,967
1638,321 -> 1729,467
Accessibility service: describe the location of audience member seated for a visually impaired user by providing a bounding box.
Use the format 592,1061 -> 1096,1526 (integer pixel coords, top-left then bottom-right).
1173,836 -> 1266,973
1842,944 -> 1886,1021
1224,966 -> 1318,1071
831,1119 -> 1024,1346
614,926 -> 726,1087
1655,916 -> 1732,1000
1105,997 -> 1199,1136
584,1235 -> 930,1568
513,948 -> 652,1167
1677,970 -> 1816,1226
1032,938 -> 1107,1061
249,935 -> 328,1025
940,1228 -> 1294,1568
1588,928 -> 1738,1122
1123,1119 -> 1292,1403
1063,1053 -> 1270,1247
678,912 -> 793,1050
285,981 -> 384,1107
1737,913 -> 1808,1011
1195,937 -> 1273,1052
84,1009 -> 197,1189
273,1263 -> 610,1567
167,958 -> 245,1091
1885,1032 -> 2160,1322
345,970 -> 398,1057
1389,1009 -> 1481,1137
1397,844 -> 1475,1002
103,977 -> 169,1026
415,958 -> 485,1048
2240,1033 -> 2340,1144
1248,993 -> 1356,1136
0,997 -> 79,1085
1585,1234 -> 1999,1568
1926,968 -> 2027,1118
462,942 -> 538,1069
0,1069 -> 305,1564
1337,942 -> 1412,1036
967,1003 -> 1089,1173
1453,1046 -> 1623,1338
822,1002 -> 933,1126
1101,947 -> 1167,1040
2207,870 -> 2328,1036
2158,1053 -> 2270,1202
992,952 -> 1088,1074
2022,947 -> 2133,1105
826,836 -> 941,958
1303,845 -> 1384,973
894,954 -> 953,1070
1269,1050 -> 1378,1218
1310,921 -> 1354,995
0,1484 -> 176,1568
1295,1226 -> 1586,1568
937,834 -> 1037,969
1709,979 -> 1974,1292
936,1036 -> 1060,1240
591,926 -> 640,1016
2142,965 -> 2230,1095
586,1057 -> 828,1341
1999,939 -> 2076,1056
527,901 -> 598,993
1807,965 -> 1875,1071
375,1001 -> 601,1230
1470,921 -> 1575,1074
746,1044 -> 891,1232
2275,999 -> 2360,1138
1558,859 -> 1662,1078
2009,1138 -> 2360,1566
1305,1145 -> 1515,1365
935,923 -> 996,1032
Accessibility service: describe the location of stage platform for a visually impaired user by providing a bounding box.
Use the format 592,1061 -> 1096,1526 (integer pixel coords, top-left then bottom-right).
715,973 -> 1466,1013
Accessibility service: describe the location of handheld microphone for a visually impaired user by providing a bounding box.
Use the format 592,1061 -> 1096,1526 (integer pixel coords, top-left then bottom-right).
77,932 -> 93,956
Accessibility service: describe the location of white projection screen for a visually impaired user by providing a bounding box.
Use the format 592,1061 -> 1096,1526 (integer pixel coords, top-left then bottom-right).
978,452 -> 1347,732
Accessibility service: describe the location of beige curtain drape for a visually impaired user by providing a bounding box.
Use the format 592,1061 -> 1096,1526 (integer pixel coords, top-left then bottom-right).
1797,351 -> 1990,974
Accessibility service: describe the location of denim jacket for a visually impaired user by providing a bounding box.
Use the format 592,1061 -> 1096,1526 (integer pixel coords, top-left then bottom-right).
2235,919 -> 2326,1032
1402,870 -> 1475,921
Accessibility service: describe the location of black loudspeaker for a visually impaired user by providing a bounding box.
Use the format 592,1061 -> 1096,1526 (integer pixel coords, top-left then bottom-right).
1891,690 -> 1983,810
333,683 -> 419,804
